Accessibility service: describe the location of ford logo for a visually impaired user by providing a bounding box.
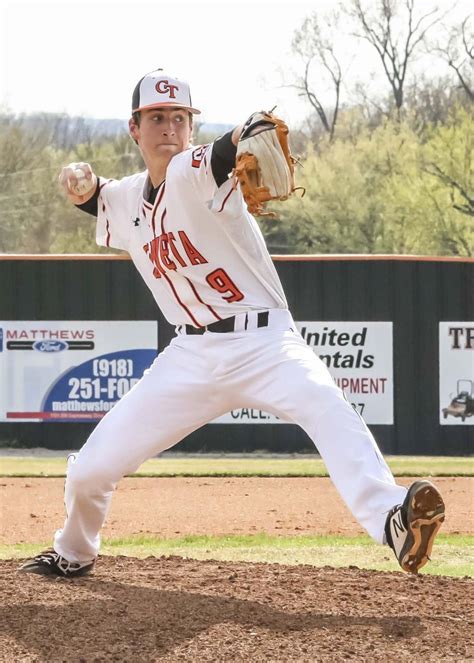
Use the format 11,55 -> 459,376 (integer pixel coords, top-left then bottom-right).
33,340 -> 68,353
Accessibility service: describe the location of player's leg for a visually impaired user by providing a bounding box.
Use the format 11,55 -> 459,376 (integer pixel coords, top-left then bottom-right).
19,335 -> 230,575
228,329 -> 444,560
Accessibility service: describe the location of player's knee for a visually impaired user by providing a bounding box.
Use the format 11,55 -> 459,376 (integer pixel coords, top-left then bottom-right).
65,461 -> 114,498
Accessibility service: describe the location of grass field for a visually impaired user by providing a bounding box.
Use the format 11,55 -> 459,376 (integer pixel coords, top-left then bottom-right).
2,534 -> 472,577
0,455 -> 472,477
2,455 -> 472,577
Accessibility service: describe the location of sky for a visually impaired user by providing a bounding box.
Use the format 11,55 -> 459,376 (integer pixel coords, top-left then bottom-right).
0,0 -> 471,127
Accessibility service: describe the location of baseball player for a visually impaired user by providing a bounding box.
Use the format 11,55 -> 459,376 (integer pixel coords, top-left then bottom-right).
19,70 -> 444,578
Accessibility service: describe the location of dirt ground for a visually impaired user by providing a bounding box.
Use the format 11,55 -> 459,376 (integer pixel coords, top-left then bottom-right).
1,476 -> 473,661
0,476 -> 472,543
1,557 -> 473,662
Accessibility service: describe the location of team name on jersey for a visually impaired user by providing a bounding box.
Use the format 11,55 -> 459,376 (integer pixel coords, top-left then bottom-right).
143,230 -> 208,279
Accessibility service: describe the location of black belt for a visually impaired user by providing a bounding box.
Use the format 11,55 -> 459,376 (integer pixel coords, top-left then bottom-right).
185,311 -> 270,335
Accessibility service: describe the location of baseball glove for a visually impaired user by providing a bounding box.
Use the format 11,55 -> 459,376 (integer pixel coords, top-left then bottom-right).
233,110 -> 302,216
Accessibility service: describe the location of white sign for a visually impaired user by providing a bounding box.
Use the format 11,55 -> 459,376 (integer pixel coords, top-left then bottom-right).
213,321 -> 394,425
439,322 -> 474,425
0,321 -> 158,422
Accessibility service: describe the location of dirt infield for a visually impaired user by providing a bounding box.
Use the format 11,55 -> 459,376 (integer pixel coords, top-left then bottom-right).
1,476 -> 472,543
1,476 -> 472,661
1,556 -> 473,661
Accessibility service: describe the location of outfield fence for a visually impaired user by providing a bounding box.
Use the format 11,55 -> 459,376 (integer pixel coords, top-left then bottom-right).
0,254 -> 472,454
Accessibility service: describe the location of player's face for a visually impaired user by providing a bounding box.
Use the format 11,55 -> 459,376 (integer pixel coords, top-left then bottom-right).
129,108 -> 192,164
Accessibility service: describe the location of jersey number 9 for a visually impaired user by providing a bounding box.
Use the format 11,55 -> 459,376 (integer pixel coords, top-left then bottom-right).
206,268 -> 244,303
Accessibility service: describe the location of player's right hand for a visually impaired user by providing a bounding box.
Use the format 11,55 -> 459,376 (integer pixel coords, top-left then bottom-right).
59,162 -> 98,204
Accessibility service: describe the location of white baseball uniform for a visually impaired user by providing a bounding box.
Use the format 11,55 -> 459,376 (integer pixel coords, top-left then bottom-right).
54,141 -> 407,563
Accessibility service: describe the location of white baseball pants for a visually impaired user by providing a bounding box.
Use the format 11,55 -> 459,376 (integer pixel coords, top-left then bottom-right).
54,309 -> 407,563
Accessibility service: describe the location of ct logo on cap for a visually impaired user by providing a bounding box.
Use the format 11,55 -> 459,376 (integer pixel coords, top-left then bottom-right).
132,70 -> 201,114
155,80 -> 179,99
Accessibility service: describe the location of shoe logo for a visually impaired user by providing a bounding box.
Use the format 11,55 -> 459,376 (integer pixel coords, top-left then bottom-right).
132,217 -> 140,227
392,510 -> 406,537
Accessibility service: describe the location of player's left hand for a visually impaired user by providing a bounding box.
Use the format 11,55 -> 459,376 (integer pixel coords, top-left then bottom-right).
233,111 -> 304,217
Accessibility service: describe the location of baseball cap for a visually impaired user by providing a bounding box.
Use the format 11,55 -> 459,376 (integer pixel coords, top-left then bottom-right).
132,69 -> 201,115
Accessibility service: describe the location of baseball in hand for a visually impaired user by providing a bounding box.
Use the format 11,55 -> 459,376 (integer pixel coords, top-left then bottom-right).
68,168 -> 95,196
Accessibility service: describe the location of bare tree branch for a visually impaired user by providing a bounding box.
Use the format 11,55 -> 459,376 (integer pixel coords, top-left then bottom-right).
426,188 -> 472,256
461,16 -> 474,59
303,59 -> 332,133
427,14 -> 473,100
424,162 -> 474,217
349,0 -> 445,114
290,11 -> 346,140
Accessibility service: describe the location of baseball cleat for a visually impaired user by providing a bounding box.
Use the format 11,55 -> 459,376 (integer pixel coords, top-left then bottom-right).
18,549 -> 95,578
385,480 -> 445,574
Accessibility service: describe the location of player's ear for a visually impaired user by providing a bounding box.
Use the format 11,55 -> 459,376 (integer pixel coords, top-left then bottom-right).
129,117 -> 139,145
188,112 -> 193,145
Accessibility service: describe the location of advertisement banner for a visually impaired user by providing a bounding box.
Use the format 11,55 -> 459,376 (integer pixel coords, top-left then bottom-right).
439,322 -> 474,425
213,409 -> 282,425
213,321 -> 394,425
0,321 -> 158,422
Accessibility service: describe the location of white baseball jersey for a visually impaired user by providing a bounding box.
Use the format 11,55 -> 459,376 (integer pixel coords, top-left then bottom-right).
54,137 -> 409,567
96,144 -> 288,327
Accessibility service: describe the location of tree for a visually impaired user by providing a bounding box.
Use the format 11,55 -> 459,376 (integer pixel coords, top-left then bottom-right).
348,0 -> 444,116
0,115 -> 60,252
265,108 -> 472,256
420,106 -> 473,255
402,75 -> 468,131
0,113 -> 142,253
290,10 -> 347,141
365,106 -> 473,256
429,15 -> 473,101
266,122 -> 421,253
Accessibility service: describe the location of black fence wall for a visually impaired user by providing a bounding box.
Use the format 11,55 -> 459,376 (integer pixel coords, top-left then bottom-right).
0,255 -> 472,455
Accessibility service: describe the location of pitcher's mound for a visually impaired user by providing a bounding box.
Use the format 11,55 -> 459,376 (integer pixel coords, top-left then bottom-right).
1,556 -> 472,661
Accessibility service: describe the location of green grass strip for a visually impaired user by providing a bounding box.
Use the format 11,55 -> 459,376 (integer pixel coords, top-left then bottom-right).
1,455 -> 473,478
3,533 -> 472,578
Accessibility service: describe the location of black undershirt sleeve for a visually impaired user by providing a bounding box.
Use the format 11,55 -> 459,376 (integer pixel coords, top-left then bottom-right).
75,179 -> 100,217
211,130 -> 237,187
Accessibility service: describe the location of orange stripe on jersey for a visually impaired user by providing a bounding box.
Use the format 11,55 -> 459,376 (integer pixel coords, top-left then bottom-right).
151,183 -> 166,235
102,201 -> 111,247
157,183 -> 166,206
160,209 -> 167,234
151,206 -> 158,236
156,212 -> 181,267
159,207 -> 214,324
106,219 -> 111,247
184,277 -> 222,321
146,204 -> 201,325
162,271 -> 203,327
217,186 -> 235,213
167,232 -> 187,267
